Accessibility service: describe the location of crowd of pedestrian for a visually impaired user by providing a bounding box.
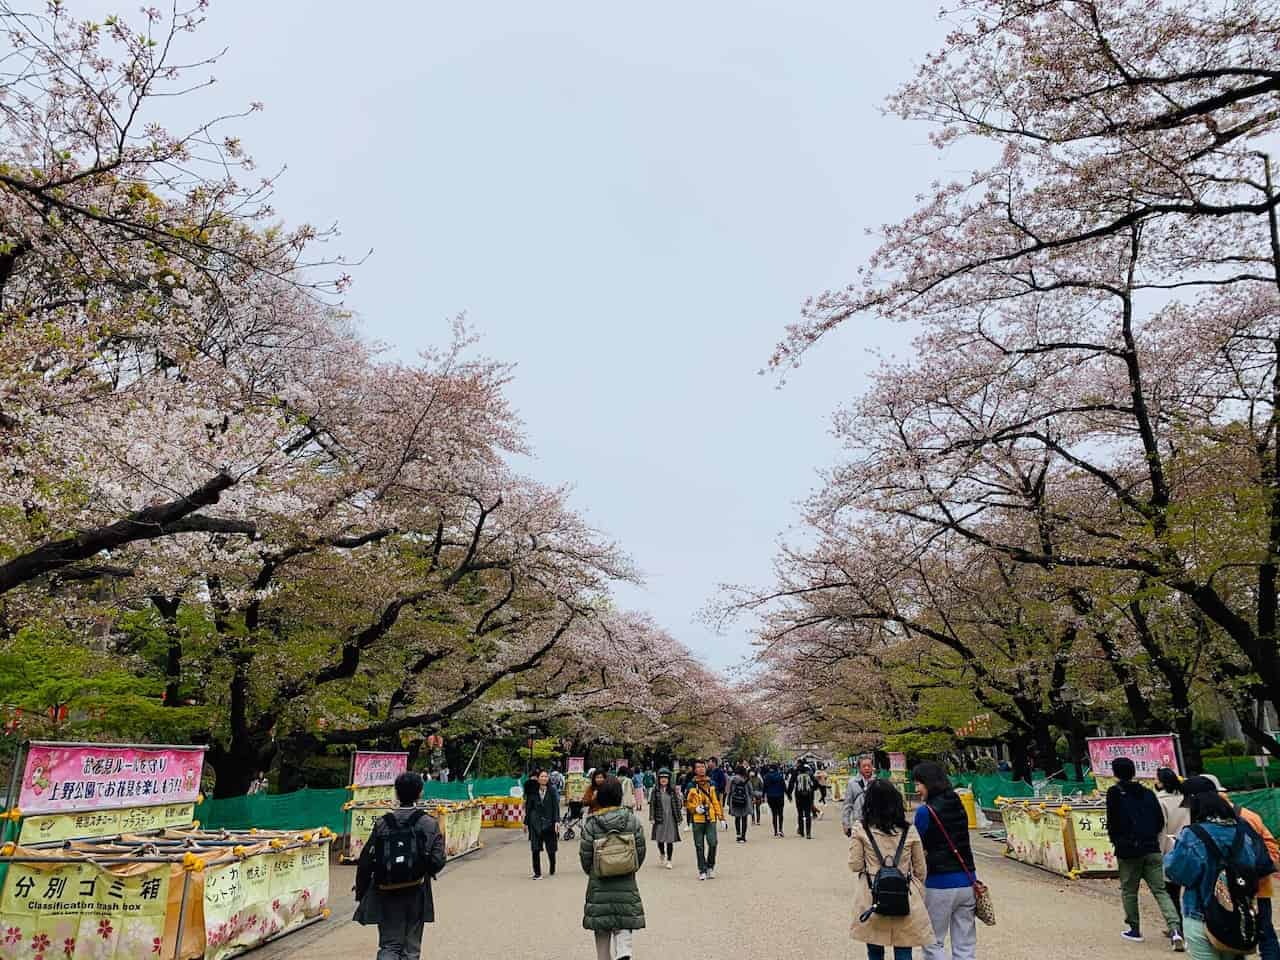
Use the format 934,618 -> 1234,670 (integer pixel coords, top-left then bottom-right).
348,750 -> 1280,960
1105,757 -> 1280,957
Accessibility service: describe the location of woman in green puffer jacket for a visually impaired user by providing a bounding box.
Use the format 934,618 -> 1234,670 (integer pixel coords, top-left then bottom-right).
579,775 -> 646,960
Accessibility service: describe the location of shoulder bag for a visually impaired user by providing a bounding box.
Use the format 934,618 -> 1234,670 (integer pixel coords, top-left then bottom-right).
926,802 -> 995,926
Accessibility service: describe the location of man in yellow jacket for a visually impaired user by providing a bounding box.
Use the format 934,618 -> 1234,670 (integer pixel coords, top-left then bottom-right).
685,759 -> 726,881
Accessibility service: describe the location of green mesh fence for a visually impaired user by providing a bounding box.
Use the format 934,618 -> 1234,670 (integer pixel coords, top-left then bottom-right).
951,773 -> 1037,808
193,778 -> 522,833
195,788 -> 349,834
1205,758 -> 1280,792
1233,789 -> 1280,838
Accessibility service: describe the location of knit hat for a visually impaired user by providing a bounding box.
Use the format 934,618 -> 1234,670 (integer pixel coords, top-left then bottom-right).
658,768 -> 671,777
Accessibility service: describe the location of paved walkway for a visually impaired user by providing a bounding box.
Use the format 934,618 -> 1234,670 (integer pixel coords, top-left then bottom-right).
272,801 -> 1183,959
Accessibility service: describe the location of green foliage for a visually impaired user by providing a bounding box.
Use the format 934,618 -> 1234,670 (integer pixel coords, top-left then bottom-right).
478,743 -> 516,778
885,730 -> 952,762
0,625 -> 209,743
1203,739 -> 1249,760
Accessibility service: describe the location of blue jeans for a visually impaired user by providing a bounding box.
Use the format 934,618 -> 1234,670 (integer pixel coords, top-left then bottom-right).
867,946 -> 913,960
1260,898 -> 1279,960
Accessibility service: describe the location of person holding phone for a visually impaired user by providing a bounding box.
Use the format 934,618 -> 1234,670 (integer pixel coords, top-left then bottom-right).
684,759 -> 725,880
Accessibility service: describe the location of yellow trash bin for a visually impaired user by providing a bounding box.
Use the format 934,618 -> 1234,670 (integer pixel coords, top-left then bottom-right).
956,788 -> 978,829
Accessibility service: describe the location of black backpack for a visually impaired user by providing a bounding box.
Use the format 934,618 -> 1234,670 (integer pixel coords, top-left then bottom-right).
374,810 -> 429,891
1190,824 -> 1260,955
730,779 -> 750,806
858,826 -> 912,921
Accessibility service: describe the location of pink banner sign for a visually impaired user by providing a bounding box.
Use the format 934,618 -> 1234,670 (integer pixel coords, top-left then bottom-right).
567,757 -> 585,774
19,743 -> 205,815
888,752 -> 907,772
352,751 -> 408,788
1087,735 -> 1180,780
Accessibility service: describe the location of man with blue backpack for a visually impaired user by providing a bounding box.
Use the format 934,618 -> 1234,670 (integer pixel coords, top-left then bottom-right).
1165,775 -> 1278,958
354,772 -> 448,960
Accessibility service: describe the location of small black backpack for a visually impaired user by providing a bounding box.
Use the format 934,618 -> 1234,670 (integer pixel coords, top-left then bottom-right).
859,826 -> 912,920
1190,823 -> 1260,955
374,810 -> 429,891
731,779 -> 750,806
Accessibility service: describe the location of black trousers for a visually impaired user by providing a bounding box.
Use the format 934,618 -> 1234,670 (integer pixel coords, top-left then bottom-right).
659,842 -> 673,859
531,828 -> 558,876
734,814 -> 749,840
752,797 -> 763,824
795,794 -> 813,836
1166,881 -> 1182,925
767,796 -> 785,833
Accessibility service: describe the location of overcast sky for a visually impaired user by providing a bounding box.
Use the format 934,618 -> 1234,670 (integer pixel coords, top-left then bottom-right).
148,1 -> 960,668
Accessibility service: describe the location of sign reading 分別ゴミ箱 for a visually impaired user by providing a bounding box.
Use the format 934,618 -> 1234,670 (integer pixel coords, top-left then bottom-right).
18,743 -> 206,815
0,858 -> 169,960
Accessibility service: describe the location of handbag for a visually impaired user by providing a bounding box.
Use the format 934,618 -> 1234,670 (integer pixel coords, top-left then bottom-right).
925,802 -> 996,926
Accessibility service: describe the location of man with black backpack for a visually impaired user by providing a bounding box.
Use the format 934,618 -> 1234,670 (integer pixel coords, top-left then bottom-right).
1105,757 -> 1184,948
787,759 -> 818,839
354,772 -> 447,960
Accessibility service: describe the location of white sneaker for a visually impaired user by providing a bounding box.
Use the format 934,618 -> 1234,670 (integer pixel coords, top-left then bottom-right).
698,872 -> 707,881
664,859 -> 673,870
657,855 -> 665,867
1172,933 -> 1185,953
707,868 -> 716,879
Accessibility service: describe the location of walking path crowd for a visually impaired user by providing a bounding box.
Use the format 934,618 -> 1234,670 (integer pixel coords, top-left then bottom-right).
342,753 -> 1280,960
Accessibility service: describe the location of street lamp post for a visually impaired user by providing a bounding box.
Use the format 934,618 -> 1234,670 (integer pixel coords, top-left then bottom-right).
526,725 -> 538,778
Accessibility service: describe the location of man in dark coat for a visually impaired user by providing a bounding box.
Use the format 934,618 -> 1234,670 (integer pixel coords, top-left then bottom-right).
1105,756 -> 1181,944
354,772 -> 447,960
525,768 -> 561,879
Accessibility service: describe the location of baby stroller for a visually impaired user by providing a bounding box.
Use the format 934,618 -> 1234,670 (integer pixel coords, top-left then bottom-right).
561,799 -> 586,840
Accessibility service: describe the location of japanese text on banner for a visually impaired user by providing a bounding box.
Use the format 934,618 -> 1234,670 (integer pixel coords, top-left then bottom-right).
351,752 -> 408,788
19,744 -> 205,815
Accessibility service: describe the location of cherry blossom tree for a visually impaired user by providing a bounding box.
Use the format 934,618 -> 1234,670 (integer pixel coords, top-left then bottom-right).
763,0 -> 1280,754
0,1 -> 353,594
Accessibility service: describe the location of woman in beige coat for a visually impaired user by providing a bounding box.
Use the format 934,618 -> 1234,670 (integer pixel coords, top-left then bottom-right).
849,780 -> 934,959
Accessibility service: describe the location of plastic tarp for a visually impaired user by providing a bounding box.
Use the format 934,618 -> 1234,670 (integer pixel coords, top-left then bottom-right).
196,789 -> 348,834
194,778 -> 522,832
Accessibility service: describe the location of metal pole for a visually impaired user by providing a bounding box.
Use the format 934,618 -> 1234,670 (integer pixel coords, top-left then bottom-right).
2,740 -> 26,847
172,868 -> 192,960
460,740 -> 483,781
344,753 -> 356,861
25,740 -> 209,753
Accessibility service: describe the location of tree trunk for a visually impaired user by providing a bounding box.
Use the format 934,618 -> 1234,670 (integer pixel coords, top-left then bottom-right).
1066,724 -> 1089,782
1173,709 -> 1201,773
443,740 -> 467,779
1008,735 -> 1032,784
206,739 -> 270,799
